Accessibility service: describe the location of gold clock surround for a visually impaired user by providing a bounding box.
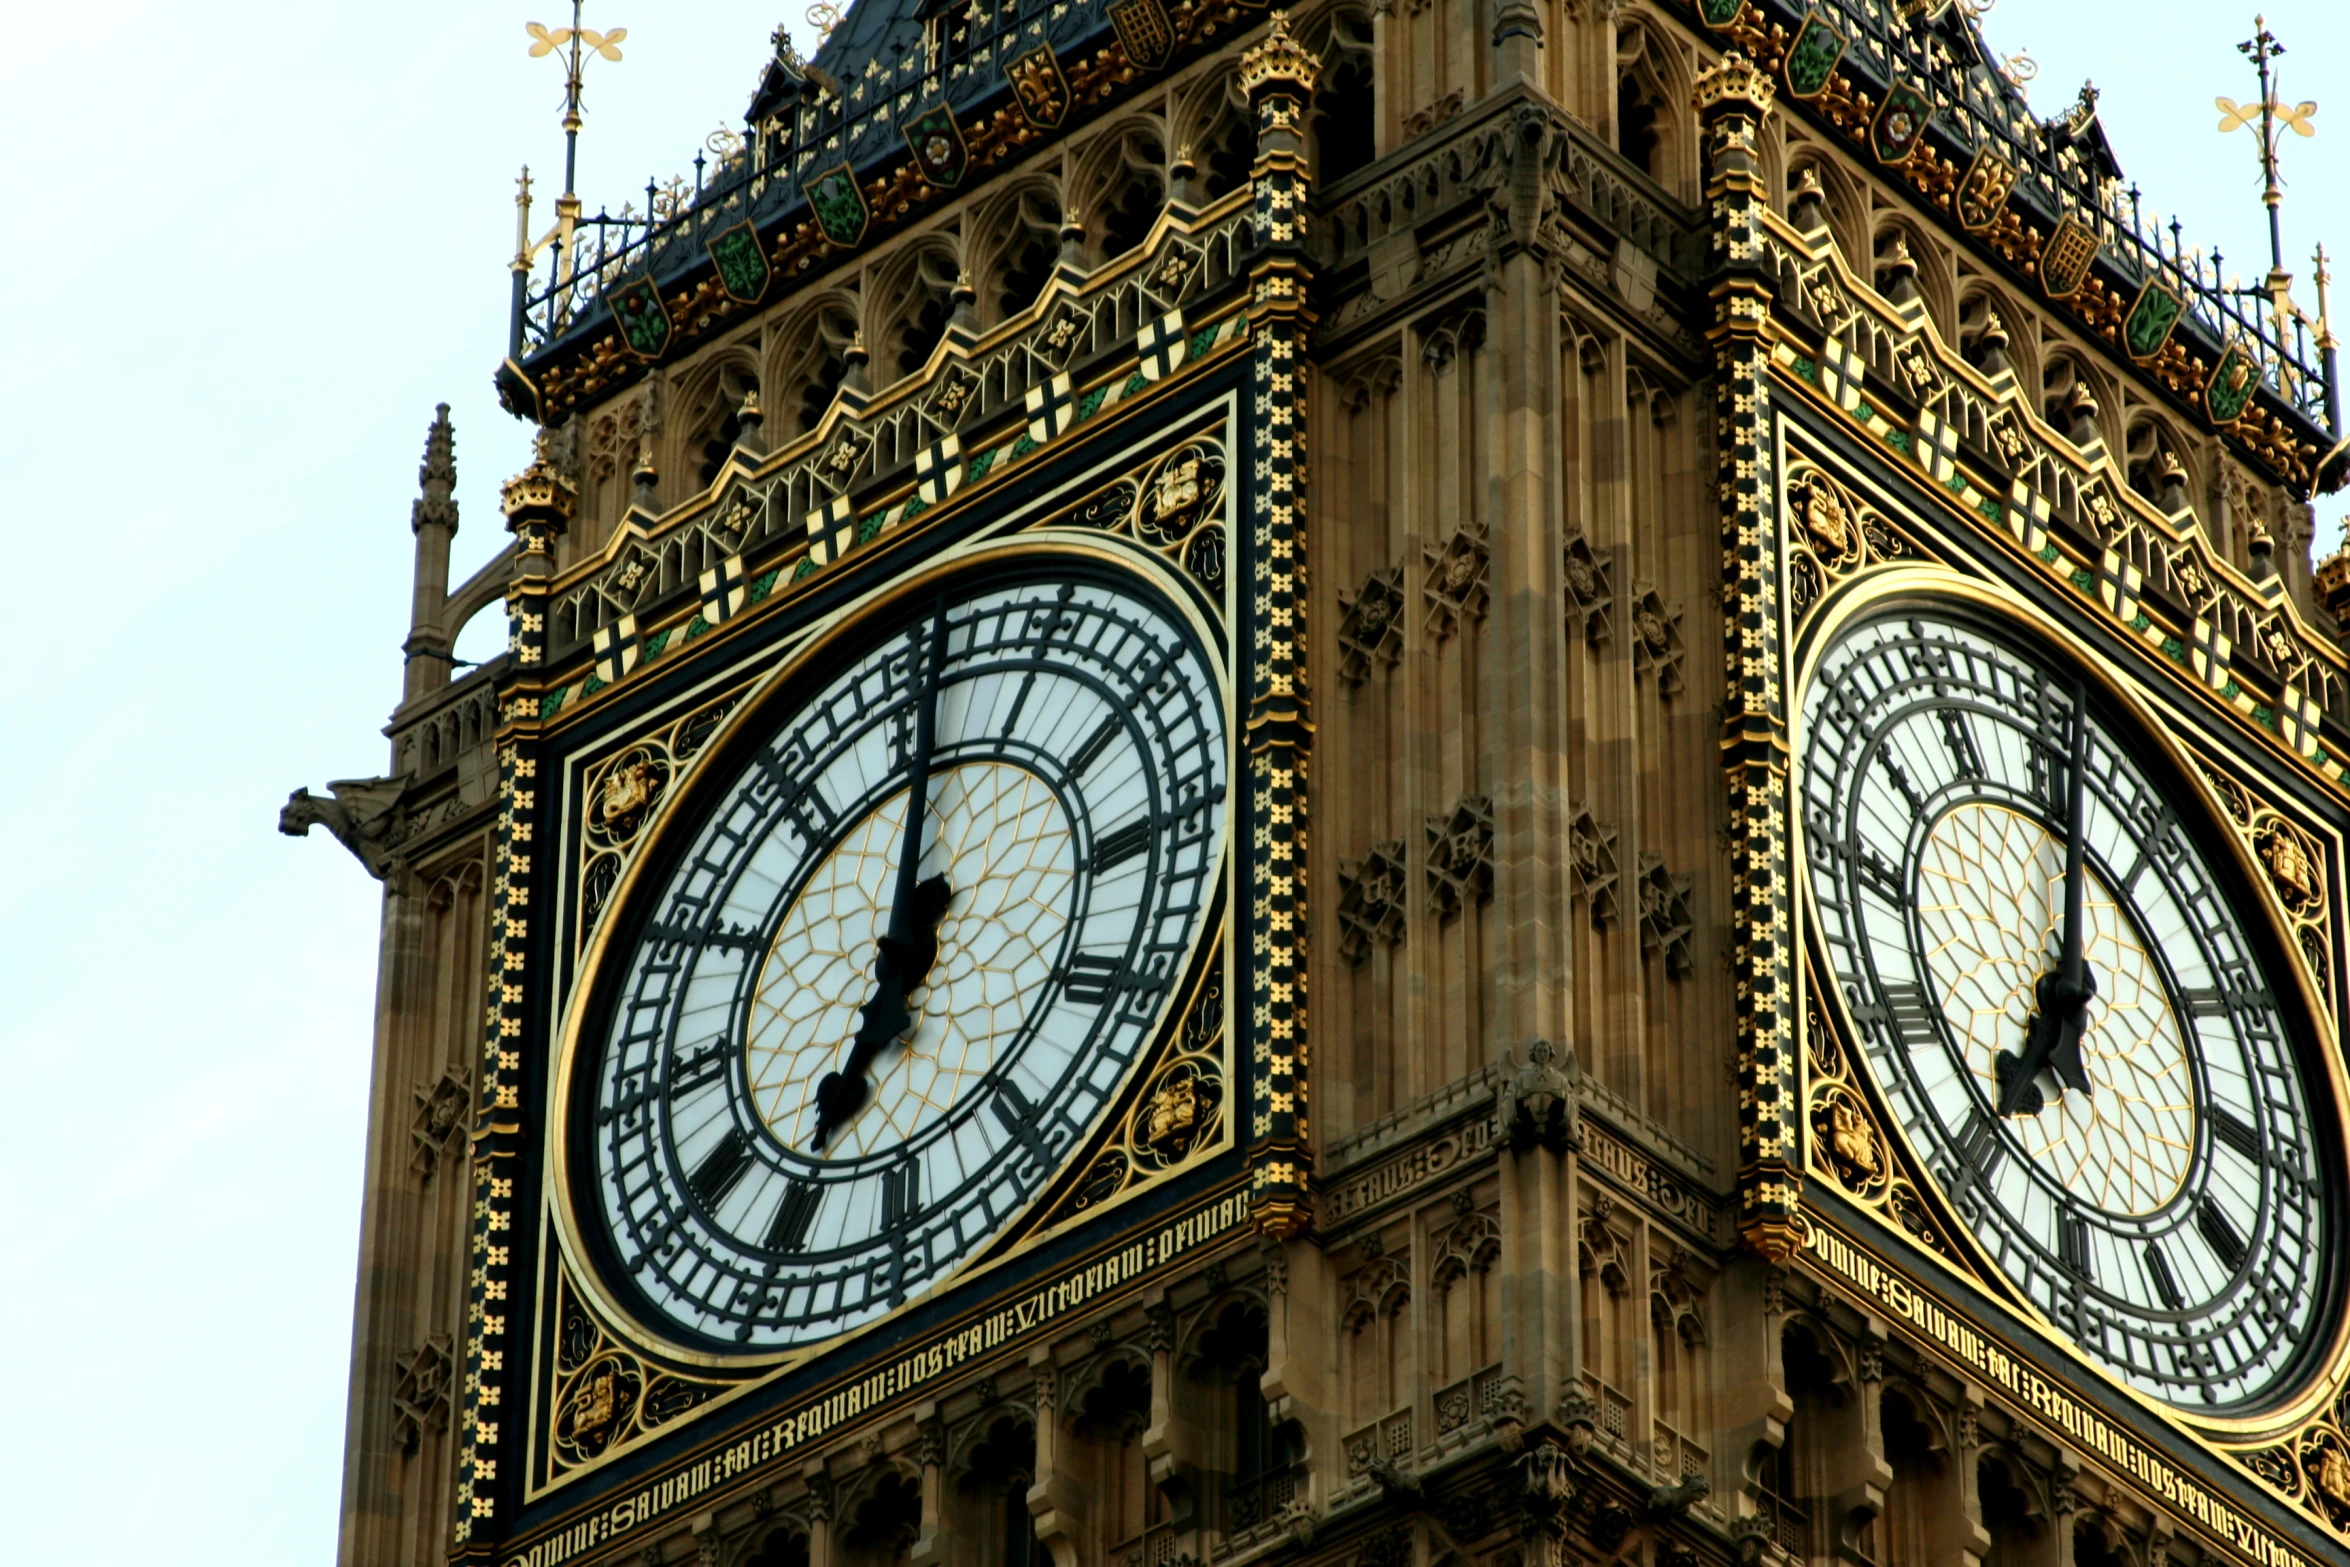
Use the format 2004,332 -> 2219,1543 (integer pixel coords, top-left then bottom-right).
542,531 -> 1237,1380
1792,563 -> 2350,1445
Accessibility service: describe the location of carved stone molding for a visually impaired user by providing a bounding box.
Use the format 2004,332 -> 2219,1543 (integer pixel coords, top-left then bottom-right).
1629,581 -> 1686,695
1568,803 -> 1621,928
1422,522 -> 1492,640
1337,564 -> 1406,686
390,1335 -> 455,1456
409,1066 -> 472,1180
1634,851 -> 1692,977
1426,794 -> 1497,919
1337,840 -> 1410,963
1563,532 -> 1614,644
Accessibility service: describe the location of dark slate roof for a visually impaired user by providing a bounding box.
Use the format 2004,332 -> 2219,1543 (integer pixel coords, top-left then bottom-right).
502,0 -> 2338,486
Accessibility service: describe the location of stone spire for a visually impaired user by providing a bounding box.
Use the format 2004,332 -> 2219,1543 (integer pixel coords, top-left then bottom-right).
411,402 -> 459,536
404,403 -> 462,702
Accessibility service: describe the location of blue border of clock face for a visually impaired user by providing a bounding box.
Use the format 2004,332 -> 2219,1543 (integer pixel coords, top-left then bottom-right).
576,556 -> 1228,1351
1801,607 -> 2334,1410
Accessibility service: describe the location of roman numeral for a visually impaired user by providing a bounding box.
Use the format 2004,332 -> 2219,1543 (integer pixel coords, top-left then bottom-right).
1955,1109 -> 2005,1181
689,1129 -> 754,1209
1937,709 -> 1985,781
669,1041 -> 731,1096
764,1179 -> 823,1254
2058,1212 -> 2094,1283
2179,987 -> 2225,1017
1855,981 -> 1939,1054
1942,1108 -> 2004,1212
1068,713 -> 1124,778
1092,818 -> 1154,873
1061,952 -> 1169,1006
1063,952 -> 1128,1004
882,1161 -> 921,1231
642,918 -> 763,955
992,1081 -> 1052,1165
2195,1197 -> 2249,1273
2210,1105 -> 2265,1166
999,672 -> 1035,739
2144,1241 -> 2186,1311
1852,844 -> 1906,906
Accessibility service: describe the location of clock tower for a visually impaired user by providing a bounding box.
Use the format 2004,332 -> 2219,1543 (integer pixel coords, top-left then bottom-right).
295,4 -> 2350,1567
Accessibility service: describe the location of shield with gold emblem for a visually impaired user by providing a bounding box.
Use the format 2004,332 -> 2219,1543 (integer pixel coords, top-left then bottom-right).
1955,147 -> 2016,232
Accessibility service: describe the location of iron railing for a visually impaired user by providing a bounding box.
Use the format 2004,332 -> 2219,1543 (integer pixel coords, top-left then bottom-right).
515,0 -> 1088,355
1773,0 -> 2334,430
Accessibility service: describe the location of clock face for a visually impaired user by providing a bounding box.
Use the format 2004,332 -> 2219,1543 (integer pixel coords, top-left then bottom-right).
580,565 -> 1226,1350
1800,608 -> 2333,1408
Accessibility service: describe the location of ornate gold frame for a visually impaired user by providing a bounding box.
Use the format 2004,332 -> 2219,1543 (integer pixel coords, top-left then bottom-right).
1788,563 -> 2350,1455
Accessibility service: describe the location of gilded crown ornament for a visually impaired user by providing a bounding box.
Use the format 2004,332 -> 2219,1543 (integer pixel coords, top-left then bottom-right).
1691,50 -> 1776,116
501,432 -> 579,537
1238,11 -> 1321,99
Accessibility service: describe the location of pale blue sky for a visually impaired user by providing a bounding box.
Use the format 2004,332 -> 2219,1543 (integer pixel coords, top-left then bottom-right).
0,2 -> 2340,1559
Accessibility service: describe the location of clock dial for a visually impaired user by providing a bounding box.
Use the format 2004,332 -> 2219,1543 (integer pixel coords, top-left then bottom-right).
582,568 -> 1226,1350
1801,609 -> 2330,1408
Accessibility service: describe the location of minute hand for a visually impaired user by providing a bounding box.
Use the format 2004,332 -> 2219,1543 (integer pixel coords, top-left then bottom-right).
1998,684 -> 2097,1116
810,605 -> 954,1150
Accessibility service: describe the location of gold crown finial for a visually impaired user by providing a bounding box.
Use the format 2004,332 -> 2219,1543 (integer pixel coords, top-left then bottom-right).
1692,50 -> 1777,116
502,437 -> 579,533
1239,11 -> 1322,99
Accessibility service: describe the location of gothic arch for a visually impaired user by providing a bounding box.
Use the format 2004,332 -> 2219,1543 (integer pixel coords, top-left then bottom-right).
1065,1348 -> 1154,1439
2040,347 -> 2119,453
2124,409 -> 2199,511
1341,1253 -> 1410,1331
1870,215 -> 1956,342
1614,15 -> 1696,198
765,292 -> 862,441
1784,144 -> 1866,268
868,235 -> 964,386
967,177 -> 1065,326
671,345 -> 762,494
1069,113 -> 1168,264
1958,279 -> 2034,382
1303,6 -> 1375,186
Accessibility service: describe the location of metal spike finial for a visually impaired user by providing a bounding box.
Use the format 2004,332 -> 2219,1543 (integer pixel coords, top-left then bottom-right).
2217,13 -> 2316,281
525,2 -> 628,200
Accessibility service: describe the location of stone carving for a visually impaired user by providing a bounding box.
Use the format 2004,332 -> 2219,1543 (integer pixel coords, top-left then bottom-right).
1337,840 -> 1410,962
391,1335 -> 454,1456
1630,582 -> 1686,695
1650,1249 -> 1707,1347
1567,802 -> 1621,927
1501,1038 -> 1579,1153
280,776 -> 411,881
1422,522 -> 1492,640
1562,532 -> 1614,644
1579,1195 -> 1629,1297
1426,794 -> 1496,920
410,1066 -> 472,1180
1337,565 -> 1406,686
1635,851 -> 1693,977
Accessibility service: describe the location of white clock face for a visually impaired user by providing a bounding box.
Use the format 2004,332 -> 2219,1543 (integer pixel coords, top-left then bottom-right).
1801,609 -> 2332,1409
581,568 -> 1226,1350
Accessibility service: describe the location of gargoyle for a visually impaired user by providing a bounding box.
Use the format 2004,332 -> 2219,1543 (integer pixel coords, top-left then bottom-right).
280,776 -> 409,880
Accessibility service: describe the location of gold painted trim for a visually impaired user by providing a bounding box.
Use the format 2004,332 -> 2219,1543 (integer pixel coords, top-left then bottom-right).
1789,562 -> 2350,1447
543,527 -> 1239,1376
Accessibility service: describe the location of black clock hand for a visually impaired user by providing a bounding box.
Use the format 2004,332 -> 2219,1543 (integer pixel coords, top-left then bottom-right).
811,604 -> 955,1150
1997,682 -> 2098,1116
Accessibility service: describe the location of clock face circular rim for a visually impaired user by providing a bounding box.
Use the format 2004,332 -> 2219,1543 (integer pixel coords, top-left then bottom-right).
1791,568 -> 2350,1428
546,535 -> 1233,1368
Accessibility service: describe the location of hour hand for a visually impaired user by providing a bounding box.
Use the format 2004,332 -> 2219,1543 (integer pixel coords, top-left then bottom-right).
1996,967 -> 2095,1117
807,876 -> 955,1151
